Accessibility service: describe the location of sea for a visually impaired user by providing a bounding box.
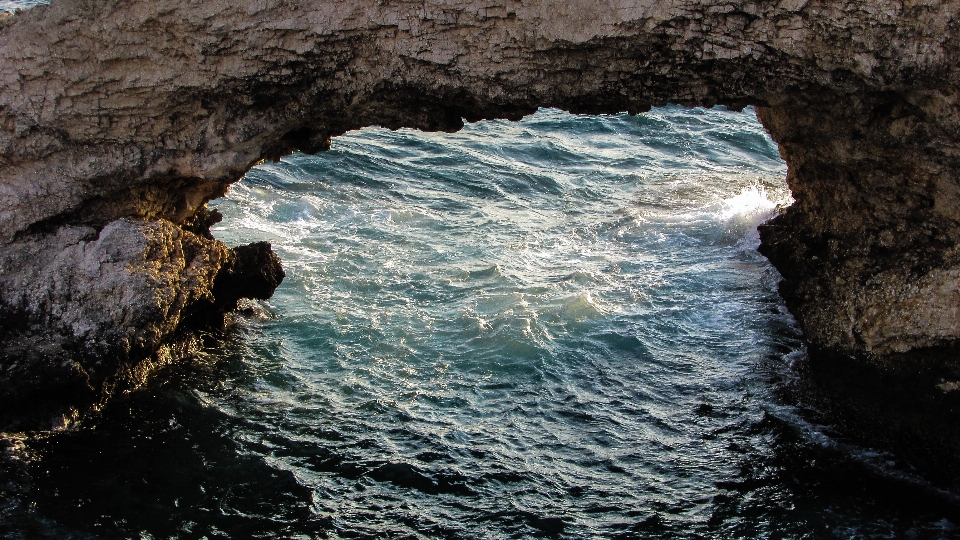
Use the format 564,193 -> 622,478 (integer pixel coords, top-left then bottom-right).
3,3 -> 960,538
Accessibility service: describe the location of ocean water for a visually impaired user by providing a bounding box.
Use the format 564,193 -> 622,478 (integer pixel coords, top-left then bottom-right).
4,106 -> 960,539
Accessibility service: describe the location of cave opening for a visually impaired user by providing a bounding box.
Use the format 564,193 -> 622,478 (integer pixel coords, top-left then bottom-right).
176,106 -> 823,532
8,103 -> 960,540
14,104 -> 943,538
207,104 -> 796,416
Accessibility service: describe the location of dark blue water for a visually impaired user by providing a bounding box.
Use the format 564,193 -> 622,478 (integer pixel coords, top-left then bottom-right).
4,106 -> 959,539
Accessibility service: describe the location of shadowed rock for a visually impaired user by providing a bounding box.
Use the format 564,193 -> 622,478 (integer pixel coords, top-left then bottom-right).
186,241 -> 285,329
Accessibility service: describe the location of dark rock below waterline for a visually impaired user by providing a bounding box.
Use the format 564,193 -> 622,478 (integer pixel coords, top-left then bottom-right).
784,345 -> 960,491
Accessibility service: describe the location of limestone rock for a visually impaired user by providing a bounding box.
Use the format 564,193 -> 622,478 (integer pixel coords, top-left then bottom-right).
0,218 -> 280,428
188,240 -> 285,329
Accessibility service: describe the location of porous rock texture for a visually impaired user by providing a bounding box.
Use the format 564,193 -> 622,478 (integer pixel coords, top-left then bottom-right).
0,215 -> 283,428
0,219 -> 224,427
0,1 -> 958,432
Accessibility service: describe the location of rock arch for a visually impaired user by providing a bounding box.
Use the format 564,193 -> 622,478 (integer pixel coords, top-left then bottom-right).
1,0 -> 959,435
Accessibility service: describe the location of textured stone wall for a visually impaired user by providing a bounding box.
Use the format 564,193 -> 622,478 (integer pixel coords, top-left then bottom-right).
1,0 -> 959,426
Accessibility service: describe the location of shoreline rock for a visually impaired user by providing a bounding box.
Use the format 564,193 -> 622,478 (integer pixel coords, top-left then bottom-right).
0,217 -> 282,430
785,344 -> 960,491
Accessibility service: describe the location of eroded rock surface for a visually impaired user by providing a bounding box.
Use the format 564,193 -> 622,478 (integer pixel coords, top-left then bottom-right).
759,96 -> 960,356
0,1 -> 958,431
0,217 -> 283,428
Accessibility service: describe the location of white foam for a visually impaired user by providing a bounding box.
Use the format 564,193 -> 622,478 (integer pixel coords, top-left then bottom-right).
717,184 -> 790,225
559,290 -> 605,320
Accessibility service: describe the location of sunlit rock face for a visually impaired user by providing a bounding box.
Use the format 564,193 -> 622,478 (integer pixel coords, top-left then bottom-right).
0,0 -> 958,425
0,219 -> 228,427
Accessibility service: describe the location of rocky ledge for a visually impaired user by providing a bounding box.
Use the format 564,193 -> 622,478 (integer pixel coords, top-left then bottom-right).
0,215 -> 283,429
1,0 -> 959,482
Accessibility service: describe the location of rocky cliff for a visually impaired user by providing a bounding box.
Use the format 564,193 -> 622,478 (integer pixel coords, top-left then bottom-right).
0,0 -> 958,433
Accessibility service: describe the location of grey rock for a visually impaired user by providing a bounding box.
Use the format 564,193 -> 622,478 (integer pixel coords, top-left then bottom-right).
0,218 -> 232,428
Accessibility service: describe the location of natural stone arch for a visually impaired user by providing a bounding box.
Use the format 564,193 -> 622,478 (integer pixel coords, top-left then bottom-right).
1,0 -> 959,434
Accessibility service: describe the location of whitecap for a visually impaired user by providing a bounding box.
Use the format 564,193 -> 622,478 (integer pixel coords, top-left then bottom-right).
716,184 -> 791,226
559,290 -> 605,320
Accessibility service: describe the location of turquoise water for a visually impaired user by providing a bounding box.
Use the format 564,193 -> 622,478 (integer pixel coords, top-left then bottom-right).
4,104 -> 960,537
207,106 -> 799,534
